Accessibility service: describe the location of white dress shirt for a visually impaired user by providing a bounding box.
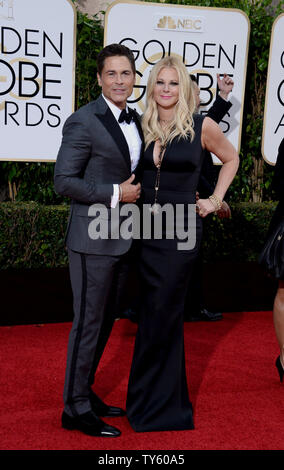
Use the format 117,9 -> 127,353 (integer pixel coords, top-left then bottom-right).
102,95 -> 142,208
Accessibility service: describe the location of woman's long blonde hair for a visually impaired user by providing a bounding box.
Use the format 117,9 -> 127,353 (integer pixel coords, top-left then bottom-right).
142,56 -> 196,149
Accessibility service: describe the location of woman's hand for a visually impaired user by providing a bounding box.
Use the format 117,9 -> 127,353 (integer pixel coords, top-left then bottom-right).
196,198 -> 216,217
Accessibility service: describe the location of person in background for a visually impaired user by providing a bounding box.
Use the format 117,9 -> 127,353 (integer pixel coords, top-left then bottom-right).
184,73 -> 234,322
266,138 -> 284,382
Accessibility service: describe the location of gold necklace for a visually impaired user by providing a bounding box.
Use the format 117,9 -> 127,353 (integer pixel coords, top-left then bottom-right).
150,142 -> 166,215
159,119 -> 172,125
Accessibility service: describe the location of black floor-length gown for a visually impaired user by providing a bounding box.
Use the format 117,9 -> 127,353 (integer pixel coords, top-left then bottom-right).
126,114 -> 206,432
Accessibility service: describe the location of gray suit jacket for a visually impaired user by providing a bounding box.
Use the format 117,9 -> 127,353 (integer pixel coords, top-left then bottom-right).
54,95 -> 144,255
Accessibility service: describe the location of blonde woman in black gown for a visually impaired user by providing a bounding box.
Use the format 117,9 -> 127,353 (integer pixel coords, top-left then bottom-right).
126,56 -> 239,432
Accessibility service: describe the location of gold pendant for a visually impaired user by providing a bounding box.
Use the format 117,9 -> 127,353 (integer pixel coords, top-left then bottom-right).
149,203 -> 159,215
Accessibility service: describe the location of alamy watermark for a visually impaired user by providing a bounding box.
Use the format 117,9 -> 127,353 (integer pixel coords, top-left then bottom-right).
87,203 -> 197,251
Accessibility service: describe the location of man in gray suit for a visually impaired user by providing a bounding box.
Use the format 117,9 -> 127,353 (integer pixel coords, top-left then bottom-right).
54,44 -> 142,437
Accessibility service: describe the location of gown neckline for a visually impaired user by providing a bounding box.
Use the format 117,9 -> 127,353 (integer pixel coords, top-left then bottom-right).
151,140 -> 168,168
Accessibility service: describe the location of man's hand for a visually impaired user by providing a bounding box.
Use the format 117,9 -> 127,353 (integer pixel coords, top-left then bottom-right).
120,174 -> 141,203
217,73 -> 234,101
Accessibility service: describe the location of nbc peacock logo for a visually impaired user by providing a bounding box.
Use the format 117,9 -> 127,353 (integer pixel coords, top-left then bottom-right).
157,16 -> 177,30
155,13 -> 204,33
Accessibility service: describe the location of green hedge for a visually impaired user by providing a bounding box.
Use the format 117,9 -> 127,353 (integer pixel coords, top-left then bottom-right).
202,201 -> 277,262
0,201 -> 277,269
0,202 -> 69,269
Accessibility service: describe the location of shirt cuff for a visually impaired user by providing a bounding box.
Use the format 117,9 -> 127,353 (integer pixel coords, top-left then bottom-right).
111,184 -> 119,208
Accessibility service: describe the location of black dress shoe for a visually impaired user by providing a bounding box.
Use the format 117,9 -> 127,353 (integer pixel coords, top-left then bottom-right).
61,410 -> 121,437
185,308 -> 223,322
89,391 -> 126,417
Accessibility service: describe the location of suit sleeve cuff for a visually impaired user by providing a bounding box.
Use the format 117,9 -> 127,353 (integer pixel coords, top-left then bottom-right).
111,184 -> 119,208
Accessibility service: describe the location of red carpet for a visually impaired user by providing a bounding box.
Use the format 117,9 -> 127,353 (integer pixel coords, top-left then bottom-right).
0,311 -> 283,451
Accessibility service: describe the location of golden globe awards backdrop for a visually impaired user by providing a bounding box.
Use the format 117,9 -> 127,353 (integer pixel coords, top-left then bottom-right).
105,0 -> 250,162
0,0 -> 76,161
262,13 -> 284,165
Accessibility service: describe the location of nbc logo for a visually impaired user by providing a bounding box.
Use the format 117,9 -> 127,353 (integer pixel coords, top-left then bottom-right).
155,14 -> 204,33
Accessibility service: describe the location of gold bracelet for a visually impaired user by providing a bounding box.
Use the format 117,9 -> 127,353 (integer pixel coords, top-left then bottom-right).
209,194 -> 222,211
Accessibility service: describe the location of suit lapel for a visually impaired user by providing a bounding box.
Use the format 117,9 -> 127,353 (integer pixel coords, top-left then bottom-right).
131,109 -> 145,183
132,109 -> 145,159
95,96 -> 131,172
132,110 -> 144,144
94,96 -> 145,174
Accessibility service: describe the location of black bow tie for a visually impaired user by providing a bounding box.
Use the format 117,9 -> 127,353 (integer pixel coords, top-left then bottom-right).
118,108 -> 133,124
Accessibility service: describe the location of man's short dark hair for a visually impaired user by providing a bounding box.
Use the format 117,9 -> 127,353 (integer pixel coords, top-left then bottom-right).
97,43 -> 136,76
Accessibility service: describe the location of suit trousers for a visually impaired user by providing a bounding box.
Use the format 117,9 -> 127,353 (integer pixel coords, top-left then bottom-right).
63,247 -> 133,417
